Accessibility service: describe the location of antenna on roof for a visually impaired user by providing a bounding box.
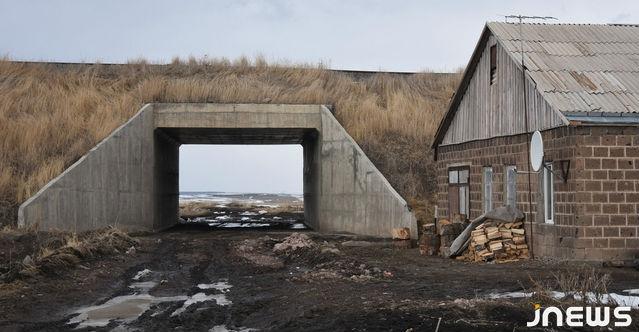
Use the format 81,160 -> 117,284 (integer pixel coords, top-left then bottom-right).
504,15 -> 558,23
502,15 -> 557,260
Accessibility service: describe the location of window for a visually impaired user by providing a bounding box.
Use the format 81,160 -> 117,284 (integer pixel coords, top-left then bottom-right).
543,162 -> 554,224
490,45 -> 497,85
504,165 -> 517,207
448,167 -> 470,219
483,167 -> 493,213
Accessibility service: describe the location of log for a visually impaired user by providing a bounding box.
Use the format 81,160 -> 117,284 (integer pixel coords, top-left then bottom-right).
392,227 -> 411,240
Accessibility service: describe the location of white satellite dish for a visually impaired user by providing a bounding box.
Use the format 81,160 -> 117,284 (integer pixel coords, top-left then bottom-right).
530,131 -> 544,172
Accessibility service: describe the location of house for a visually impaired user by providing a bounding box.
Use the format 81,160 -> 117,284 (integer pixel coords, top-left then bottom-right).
432,22 -> 639,262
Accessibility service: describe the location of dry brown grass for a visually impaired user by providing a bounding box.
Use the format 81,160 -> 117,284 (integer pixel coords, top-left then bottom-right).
0,226 -> 137,282
527,267 -> 615,308
0,57 -> 460,225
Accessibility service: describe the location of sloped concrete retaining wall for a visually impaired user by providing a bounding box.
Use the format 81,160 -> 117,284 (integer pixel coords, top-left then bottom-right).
18,105 -> 157,232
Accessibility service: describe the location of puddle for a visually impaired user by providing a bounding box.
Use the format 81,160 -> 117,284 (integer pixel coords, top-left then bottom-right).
487,290 -> 639,308
68,294 -> 188,328
210,325 -> 257,332
69,279 -> 234,328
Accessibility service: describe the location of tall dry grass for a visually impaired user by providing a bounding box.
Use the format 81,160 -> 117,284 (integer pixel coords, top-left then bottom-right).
0,58 -> 460,225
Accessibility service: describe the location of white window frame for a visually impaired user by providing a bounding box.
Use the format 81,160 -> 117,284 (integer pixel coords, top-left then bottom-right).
483,166 -> 493,213
504,165 -> 517,207
543,162 -> 554,224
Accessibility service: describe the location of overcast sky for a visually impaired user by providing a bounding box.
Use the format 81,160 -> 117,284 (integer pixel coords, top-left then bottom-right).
1,0 -> 637,193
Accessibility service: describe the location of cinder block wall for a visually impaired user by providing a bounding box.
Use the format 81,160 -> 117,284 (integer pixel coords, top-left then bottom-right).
571,126 -> 639,261
435,126 -> 639,261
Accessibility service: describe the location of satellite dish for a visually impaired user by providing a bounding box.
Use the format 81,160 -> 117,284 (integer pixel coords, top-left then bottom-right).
530,131 -> 544,172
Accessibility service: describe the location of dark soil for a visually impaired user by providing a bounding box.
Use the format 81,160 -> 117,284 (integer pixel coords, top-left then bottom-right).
1,227 -> 639,331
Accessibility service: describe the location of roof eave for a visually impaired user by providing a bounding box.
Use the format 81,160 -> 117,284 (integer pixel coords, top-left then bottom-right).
432,24 -> 493,148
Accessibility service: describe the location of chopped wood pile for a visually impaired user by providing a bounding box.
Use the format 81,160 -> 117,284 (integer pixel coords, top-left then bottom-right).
419,223 -> 439,256
456,220 -> 529,263
438,220 -> 464,257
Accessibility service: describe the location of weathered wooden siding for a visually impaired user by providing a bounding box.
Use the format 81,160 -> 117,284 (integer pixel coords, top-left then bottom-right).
441,34 -> 566,146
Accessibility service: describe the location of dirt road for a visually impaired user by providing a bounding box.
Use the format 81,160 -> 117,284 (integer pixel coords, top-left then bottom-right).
2,227 -> 639,331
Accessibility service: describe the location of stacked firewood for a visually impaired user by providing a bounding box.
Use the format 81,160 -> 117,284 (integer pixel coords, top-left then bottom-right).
457,221 -> 529,263
418,223 -> 440,256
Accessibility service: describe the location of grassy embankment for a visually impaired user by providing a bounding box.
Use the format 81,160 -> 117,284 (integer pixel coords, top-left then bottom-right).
0,58 -> 461,227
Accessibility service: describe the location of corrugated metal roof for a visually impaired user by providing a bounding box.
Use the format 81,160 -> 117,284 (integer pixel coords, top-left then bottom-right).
488,22 -> 639,115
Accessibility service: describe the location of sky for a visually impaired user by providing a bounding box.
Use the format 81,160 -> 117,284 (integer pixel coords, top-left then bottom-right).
1,0 -> 637,193
179,145 -> 303,194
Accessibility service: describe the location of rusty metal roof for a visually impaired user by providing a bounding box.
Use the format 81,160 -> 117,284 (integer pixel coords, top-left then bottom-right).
488,22 -> 639,114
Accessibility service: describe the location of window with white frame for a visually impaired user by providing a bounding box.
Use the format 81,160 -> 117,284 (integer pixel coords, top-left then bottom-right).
504,165 -> 517,207
543,162 -> 554,224
483,167 -> 493,213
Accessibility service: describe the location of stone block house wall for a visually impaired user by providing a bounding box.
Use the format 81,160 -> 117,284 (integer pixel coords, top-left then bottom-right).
436,126 -> 639,261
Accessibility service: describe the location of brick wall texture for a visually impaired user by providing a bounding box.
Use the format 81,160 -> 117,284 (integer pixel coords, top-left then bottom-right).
436,126 -> 639,261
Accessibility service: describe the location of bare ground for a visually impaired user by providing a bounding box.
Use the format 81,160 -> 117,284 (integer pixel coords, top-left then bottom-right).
1,227 -> 639,331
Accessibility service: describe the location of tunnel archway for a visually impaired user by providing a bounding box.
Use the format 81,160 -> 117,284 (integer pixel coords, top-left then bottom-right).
19,104 -> 417,238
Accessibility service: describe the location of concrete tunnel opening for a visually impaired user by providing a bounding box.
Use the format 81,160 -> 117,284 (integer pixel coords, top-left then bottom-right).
177,144 -> 307,230
154,126 -> 321,232
18,104 -> 417,238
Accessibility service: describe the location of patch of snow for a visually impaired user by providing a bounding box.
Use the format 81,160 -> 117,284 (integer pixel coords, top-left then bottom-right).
198,281 -> 233,292
132,269 -> 152,281
240,211 -> 258,216
258,210 -> 268,215
129,281 -> 157,292
487,290 -> 639,308
624,289 -> 639,295
290,223 -> 307,229
257,204 -> 279,209
215,215 -> 232,221
171,293 -> 231,316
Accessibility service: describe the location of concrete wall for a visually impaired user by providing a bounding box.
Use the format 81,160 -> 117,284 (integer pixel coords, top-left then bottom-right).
18,105 -> 157,232
19,103 -> 416,239
318,108 -> 418,238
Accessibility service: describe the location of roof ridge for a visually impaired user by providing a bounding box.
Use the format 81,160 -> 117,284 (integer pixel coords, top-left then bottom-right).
488,21 -> 639,27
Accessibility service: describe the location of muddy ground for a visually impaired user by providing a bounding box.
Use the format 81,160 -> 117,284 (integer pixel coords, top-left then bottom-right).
1,227 -> 639,331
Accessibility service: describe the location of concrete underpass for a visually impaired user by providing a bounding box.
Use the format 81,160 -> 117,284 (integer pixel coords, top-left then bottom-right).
18,104 -> 417,238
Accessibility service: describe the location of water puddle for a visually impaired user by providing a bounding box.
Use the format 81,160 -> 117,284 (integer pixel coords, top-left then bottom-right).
210,325 -> 257,332
68,278 -> 235,328
68,294 -> 188,328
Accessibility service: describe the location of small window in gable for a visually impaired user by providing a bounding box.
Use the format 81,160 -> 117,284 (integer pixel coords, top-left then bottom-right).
490,45 -> 497,85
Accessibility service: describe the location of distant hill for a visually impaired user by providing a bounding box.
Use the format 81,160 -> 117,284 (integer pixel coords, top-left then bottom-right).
0,58 -> 461,225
